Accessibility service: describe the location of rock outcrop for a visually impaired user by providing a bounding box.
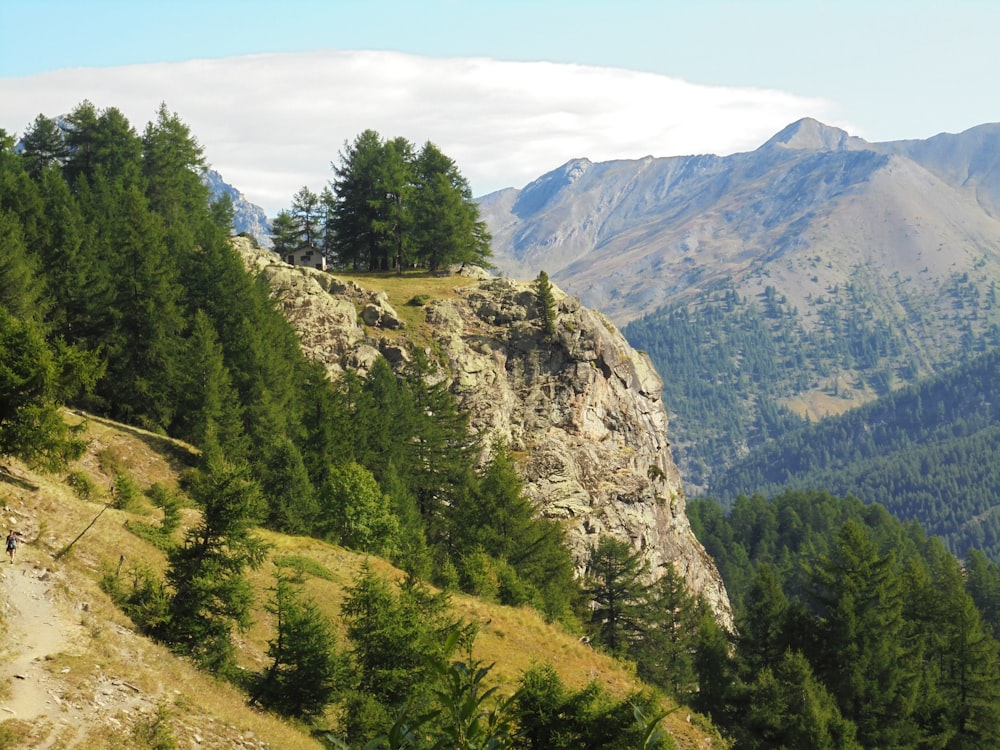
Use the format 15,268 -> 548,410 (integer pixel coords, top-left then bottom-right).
235,238 -> 732,628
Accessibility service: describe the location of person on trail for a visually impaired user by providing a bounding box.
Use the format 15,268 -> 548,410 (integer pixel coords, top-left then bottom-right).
6,530 -> 17,563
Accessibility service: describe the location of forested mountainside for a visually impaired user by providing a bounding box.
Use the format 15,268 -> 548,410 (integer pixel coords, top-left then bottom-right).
685,487 -> 1000,749
706,345 -> 1000,562
236,240 -> 731,627
480,118 -> 1000,492
1,102 -> 734,747
0,413 -> 718,749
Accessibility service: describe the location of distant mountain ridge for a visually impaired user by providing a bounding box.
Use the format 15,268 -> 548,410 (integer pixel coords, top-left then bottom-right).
480,117 -> 1000,327
202,168 -> 272,247
479,119 -> 1000,492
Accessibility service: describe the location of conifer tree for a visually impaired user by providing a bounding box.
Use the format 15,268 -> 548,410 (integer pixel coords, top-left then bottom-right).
585,536 -> 651,655
736,562 -> 792,676
0,307 -> 88,470
254,572 -> 347,718
0,210 -> 48,322
534,270 -> 557,336
807,520 -> 919,749
329,129 -> 392,270
259,437 -> 318,536
20,114 -> 68,177
160,457 -> 268,673
289,186 -> 322,254
743,650 -> 861,750
171,309 -> 247,460
965,549 -> 1000,638
410,140 -> 490,271
630,563 -> 703,701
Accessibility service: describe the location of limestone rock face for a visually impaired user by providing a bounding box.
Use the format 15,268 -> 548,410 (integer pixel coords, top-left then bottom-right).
234,238 -> 732,628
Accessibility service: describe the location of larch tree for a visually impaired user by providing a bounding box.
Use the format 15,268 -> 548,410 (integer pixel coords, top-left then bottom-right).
585,535 -> 651,655
160,456 -> 268,673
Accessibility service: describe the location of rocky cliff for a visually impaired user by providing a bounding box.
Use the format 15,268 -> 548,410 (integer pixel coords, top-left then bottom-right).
235,238 -> 732,628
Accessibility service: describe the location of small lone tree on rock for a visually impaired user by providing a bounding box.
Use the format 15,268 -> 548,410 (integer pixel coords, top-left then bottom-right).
534,270 -> 557,336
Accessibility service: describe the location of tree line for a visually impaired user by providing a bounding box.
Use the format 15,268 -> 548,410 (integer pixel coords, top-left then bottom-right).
710,345 -> 1000,562
271,129 -> 492,272
687,489 -> 1000,749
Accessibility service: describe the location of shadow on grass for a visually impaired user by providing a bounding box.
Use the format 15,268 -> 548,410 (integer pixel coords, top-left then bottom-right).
78,413 -> 200,472
0,464 -> 38,492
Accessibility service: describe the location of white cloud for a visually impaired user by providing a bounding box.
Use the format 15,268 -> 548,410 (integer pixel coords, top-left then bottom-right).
0,50 -> 843,216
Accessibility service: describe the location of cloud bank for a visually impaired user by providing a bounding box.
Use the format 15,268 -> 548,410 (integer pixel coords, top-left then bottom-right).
0,50 -> 842,216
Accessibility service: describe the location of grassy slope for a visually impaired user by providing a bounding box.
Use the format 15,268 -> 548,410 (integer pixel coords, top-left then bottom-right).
0,411 -> 717,749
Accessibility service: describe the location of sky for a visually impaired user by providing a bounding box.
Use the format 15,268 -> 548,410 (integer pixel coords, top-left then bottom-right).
1,1 -> 997,216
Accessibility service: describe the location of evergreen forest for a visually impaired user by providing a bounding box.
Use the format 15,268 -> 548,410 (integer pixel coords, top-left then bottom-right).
623,277 -> 1000,491
0,102 -> 701,747
709,345 -> 1000,563
271,129 -> 492,273
687,488 -> 1000,749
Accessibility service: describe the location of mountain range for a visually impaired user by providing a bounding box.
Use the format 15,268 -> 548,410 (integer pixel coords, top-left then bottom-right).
478,119 -> 1000,491
480,117 -> 1000,329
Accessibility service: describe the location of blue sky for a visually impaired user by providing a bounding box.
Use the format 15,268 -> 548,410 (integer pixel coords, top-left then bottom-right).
2,1 -> 996,214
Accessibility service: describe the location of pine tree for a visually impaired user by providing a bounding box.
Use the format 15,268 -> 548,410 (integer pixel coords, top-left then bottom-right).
0,307 -> 88,470
329,129 -> 392,270
585,536 -> 651,655
736,562 -> 792,676
254,572 -> 347,718
534,270 -> 557,336
965,549 -> 1000,638
743,650 -> 861,750
410,141 -> 490,272
340,565 -> 452,742
0,210 -> 48,322
269,210 -> 299,260
160,456 -> 268,673
171,310 -> 247,461
141,103 -> 208,223
630,563 -> 703,701
20,114 -> 68,177
807,520 -> 919,749
289,186 -> 322,254
259,437 -> 318,536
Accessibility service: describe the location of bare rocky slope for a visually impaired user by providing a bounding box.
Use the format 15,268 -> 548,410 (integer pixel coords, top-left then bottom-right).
237,239 -> 732,628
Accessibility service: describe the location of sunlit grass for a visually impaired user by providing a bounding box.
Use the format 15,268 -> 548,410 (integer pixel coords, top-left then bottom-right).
0,411 -> 716,749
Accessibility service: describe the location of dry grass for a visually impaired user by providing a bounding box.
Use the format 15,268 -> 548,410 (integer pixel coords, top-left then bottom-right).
335,270 -> 487,346
0,412 -> 718,749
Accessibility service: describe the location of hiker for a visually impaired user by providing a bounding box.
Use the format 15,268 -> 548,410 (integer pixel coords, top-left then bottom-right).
6,530 -> 17,563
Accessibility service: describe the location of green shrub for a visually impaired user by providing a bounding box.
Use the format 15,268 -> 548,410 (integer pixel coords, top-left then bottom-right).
66,470 -> 95,500
100,561 -> 169,634
112,473 -> 141,510
273,554 -> 335,581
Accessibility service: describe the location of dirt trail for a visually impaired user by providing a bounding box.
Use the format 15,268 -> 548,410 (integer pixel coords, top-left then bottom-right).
2,559 -> 68,719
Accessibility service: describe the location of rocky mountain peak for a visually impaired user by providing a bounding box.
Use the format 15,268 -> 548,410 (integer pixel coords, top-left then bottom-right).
760,116 -> 866,152
203,169 -> 273,248
235,238 -> 733,629
513,157 -> 594,217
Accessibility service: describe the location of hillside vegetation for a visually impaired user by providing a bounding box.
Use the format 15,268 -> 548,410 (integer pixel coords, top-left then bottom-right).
707,346 -> 1000,562
0,413 -> 714,749
1,103 -> 729,748
685,488 -> 1000,749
